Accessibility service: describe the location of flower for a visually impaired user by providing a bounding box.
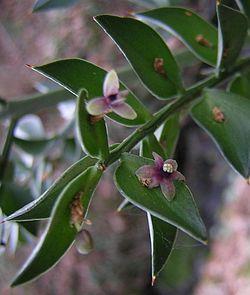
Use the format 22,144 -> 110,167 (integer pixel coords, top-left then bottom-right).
135,152 -> 185,201
86,70 -> 137,120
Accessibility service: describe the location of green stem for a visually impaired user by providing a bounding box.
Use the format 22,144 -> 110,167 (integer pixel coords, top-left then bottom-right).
0,118 -> 18,181
104,57 -> 250,166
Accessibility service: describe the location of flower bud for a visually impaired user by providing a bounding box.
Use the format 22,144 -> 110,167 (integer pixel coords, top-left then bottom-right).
75,229 -> 94,255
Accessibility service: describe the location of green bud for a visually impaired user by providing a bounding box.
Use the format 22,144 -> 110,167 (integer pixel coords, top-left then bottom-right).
75,229 -> 94,255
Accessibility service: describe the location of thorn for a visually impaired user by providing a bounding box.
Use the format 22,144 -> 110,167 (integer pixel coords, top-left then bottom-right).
203,239 -> 209,245
151,275 -> 156,286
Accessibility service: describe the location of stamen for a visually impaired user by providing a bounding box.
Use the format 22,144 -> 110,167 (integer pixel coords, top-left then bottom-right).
163,163 -> 174,173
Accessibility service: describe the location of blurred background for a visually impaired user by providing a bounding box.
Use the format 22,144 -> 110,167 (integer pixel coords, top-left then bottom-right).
0,0 -> 250,294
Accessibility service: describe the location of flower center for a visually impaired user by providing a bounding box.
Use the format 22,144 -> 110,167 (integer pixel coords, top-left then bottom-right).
163,163 -> 174,173
108,94 -> 117,102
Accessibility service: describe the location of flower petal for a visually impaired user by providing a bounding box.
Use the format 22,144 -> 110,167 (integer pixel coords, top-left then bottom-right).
119,90 -> 129,98
136,165 -> 155,179
171,171 -> 185,182
160,181 -> 175,201
103,70 -> 119,97
152,152 -> 164,169
111,102 -> 137,120
85,97 -> 109,116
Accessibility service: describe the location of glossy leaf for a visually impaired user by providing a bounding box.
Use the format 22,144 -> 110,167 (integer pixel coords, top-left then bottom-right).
33,0 -> 79,12
228,73 -> 250,99
137,7 -> 218,66
217,4 -> 248,70
115,153 -> 207,243
191,89 -> 250,179
160,113 -> 180,158
11,165 -> 102,286
4,156 -> 97,222
76,89 -> 109,160
95,15 -> 183,99
32,59 -> 151,126
141,136 -> 177,283
147,213 -> 177,281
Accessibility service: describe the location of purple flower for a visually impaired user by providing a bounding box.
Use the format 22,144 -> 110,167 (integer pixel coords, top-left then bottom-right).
86,70 -> 137,120
135,152 -> 185,201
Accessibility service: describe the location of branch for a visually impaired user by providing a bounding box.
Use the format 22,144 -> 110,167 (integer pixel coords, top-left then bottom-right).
104,57 -> 250,167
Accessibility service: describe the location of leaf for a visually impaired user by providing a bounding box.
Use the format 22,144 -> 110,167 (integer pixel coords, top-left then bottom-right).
33,0 -> 79,12
114,153 -> 207,243
95,15 -> 183,99
76,89 -> 109,160
236,0 -> 250,23
0,184 -> 38,236
32,59 -> 151,126
13,137 -> 54,155
0,88 -> 73,120
137,7 -> 218,66
140,134 -> 166,159
191,89 -> 250,179
11,165 -> 102,286
160,113 -> 180,158
4,156 -> 97,222
147,213 -> 177,281
217,4 -> 248,70
228,72 -> 250,99
141,137 -> 177,283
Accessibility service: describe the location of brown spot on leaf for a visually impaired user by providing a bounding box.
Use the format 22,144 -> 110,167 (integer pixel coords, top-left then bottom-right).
70,192 -> 84,226
185,11 -> 192,16
212,106 -> 225,123
139,177 -> 152,187
98,163 -> 106,171
89,114 -> 104,124
223,48 -> 229,59
153,57 -> 167,78
195,34 -> 212,48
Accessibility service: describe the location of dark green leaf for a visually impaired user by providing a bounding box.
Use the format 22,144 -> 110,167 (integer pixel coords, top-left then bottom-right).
32,59 -> 151,126
95,15 -> 183,99
228,72 -> 250,99
0,184 -> 38,236
137,7 -> 218,66
141,134 -> 166,159
236,0 -> 250,23
4,156 -> 97,222
191,89 -> 250,179
115,153 -> 207,243
217,4 -> 248,70
14,137 -> 54,155
141,137 -> 177,282
147,213 -> 177,281
76,89 -> 109,160
33,0 -> 79,12
11,165 -> 102,286
160,113 -> 180,158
